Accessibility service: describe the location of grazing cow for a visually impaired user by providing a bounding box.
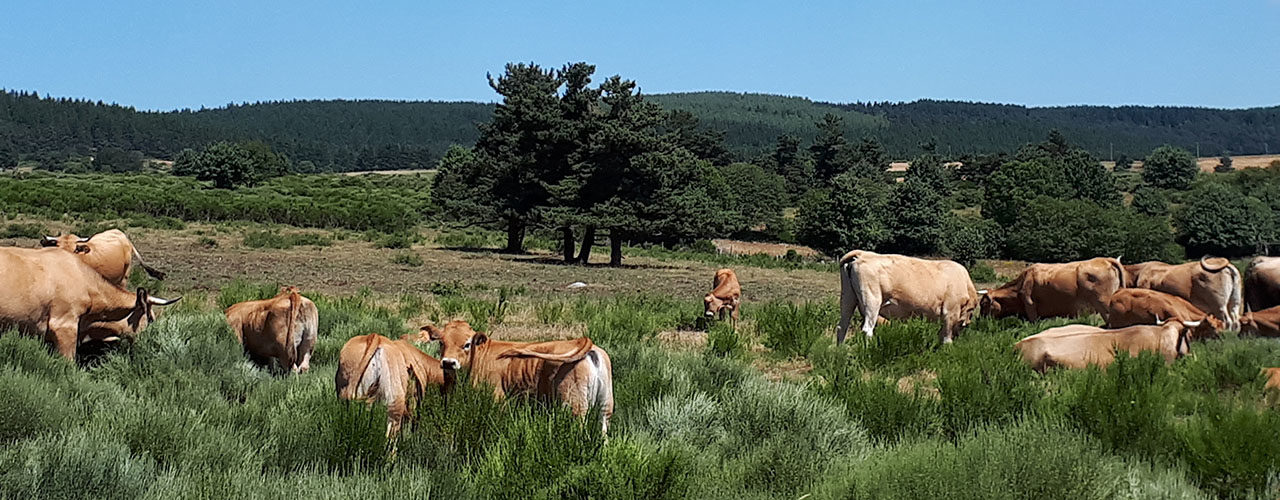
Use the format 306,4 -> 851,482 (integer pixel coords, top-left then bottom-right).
0,247 -> 179,360
1106,288 -> 1222,340
1239,305 -> 1280,338
1244,256 -> 1280,312
704,268 -> 742,323
41,229 -> 166,286
1264,368 -> 1280,406
423,320 -> 614,434
979,257 -> 1125,321
836,250 -> 978,344
1014,321 -> 1198,372
335,333 -> 456,439
1125,256 -> 1242,330
225,286 -> 319,374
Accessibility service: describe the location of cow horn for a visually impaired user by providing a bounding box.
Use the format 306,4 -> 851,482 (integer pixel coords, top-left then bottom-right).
76,236 -> 91,243
977,289 -> 989,295
147,295 -> 181,306
1180,320 -> 1202,328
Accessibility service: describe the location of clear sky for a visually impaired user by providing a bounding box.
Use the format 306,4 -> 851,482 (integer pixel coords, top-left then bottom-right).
2,1 -> 1277,111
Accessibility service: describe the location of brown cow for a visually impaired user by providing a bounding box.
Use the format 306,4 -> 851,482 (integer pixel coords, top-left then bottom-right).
1125,256 -> 1242,330
423,320 -> 614,434
979,257 -> 1126,322
1106,288 -> 1222,340
836,251 -> 978,344
1264,368 -> 1280,406
1239,305 -> 1280,338
1014,321 -> 1198,372
42,229 -> 166,286
1244,256 -> 1280,312
335,333 -> 456,439
704,268 -> 741,324
0,247 -> 179,360
225,286 -> 319,374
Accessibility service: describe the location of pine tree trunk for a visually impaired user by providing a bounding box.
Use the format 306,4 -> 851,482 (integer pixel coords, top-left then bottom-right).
504,221 -> 525,254
609,231 -> 624,267
577,225 -> 596,264
561,226 -> 576,263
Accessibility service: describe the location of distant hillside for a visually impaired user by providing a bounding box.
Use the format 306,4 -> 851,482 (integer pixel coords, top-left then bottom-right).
2,89 -> 1277,171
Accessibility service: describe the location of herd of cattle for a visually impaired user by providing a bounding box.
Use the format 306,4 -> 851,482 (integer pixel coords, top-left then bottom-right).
2,230 -> 1280,441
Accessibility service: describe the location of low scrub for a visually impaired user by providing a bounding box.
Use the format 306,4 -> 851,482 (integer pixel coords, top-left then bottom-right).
242,230 -> 332,249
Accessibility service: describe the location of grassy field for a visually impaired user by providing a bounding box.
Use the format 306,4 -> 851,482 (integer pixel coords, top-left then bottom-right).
1,221 -> 1279,498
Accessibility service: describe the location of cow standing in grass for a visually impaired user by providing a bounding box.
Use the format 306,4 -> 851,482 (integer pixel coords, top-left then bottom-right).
836,250 -> 978,345
42,229 -> 166,286
225,286 -> 319,374
0,247 -> 179,360
423,319 -> 614,434
979,257 -> 1125,322
335,333 -> 456,440
1244,256 -> 1280,311
704,268 -> 742,325
1125,256 -> 1242,331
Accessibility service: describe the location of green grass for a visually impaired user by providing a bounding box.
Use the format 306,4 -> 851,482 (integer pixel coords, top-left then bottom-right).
390,250 -> 424,267
2,283 -> 1277,499
1,222 -> 47,239
242,229 -> 333,249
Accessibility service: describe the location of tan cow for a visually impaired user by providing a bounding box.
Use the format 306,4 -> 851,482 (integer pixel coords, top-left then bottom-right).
1014,321 -> 1198,372
836,250 -> 978,344
979,257 -> 1125,321
0,247 -> 179,360
704,268 -> 742,324
1125,256 -> 1242,330
423,320 -> 614,434
42,229 -> 167,286
1106,288 -> 1221,340
1239,305 -> 1280,338
1264,368 -> 1280,406
225,286 -> 319,374
1244,256 -> 1280,312
335,333 -> 456,439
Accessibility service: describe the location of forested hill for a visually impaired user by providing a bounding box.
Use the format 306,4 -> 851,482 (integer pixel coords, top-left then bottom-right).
2,89 -> 1277,171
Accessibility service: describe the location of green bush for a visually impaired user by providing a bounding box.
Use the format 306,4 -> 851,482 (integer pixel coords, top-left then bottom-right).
706,323 -> 745,359
389,251 -> 424,267
1144,145 -> 1199,190
967,261 -> 1001,283
1178,407 -> 1280,498
0,428 -> 158,500
373,232 -> 417,249
1,222 -> 46,239
242,230 -> 333,249
1005,196 -> 1180,263
755,300 -> 837,358
1050,352 -> 1177,457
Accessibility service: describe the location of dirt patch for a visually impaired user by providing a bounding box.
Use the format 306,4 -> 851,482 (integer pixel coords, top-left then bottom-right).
753,357 -> 813,382
712,239 -> 820,258
896,369 -> 940,399
657,330 -> 707,351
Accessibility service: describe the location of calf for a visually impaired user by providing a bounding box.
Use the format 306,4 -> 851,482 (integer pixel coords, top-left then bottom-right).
704,268 -> 742,323
335,333 -> 456,439
837,250 -> 978,344
1106,288 -> 1221,340
1014,321 -> 1197,372
980,257 -> 1125,321
42,229 -> 166,286
423,320 -> 614,434
1239,305 -> 1280,338
1125,256 -> 1242,330
225,286 -> 319,373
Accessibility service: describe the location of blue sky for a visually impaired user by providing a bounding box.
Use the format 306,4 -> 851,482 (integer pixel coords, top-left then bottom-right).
2,1 -> 1277,110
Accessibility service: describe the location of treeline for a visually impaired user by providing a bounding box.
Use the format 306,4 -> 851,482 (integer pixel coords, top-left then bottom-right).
4,88 -> 1279,173
0,91 -> 490,172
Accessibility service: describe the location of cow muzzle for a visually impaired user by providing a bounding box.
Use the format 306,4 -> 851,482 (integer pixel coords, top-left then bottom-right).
441,358 -> 461,371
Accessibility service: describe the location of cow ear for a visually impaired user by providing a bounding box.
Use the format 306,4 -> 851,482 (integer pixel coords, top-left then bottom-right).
422,325 -> 443,340
472,333 -> 489,347
74,244 -> 91,254
40,236 -> 58,247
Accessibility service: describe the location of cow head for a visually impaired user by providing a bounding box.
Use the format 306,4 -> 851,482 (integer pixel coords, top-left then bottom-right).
1195,315 -> 1224,340
87,288 -> 181,341
1240,313 -> 1258,336
704,293 -> 733,318
41,233 -> 83,249
423,320 -> 485,372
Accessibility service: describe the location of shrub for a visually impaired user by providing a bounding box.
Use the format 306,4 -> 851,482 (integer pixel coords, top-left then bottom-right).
1,222 -> 46,239
374,232 -> 417,249
1174,182 -> 1275,257
0,369 -> 83,444
1144,145 -> 1199,190
217,279 -> 281,309
755,300 -> 837,358
967,261 -> 1001,284
1050,352 -> 1177,457
0,428 -> 158,500
389,251 -> 424,267
706,323 -> 745,359
242,230 -> 332,249
941,215 -> 1000,266
1005,197 -> 1180,263
795,174 -> 893,256
1178,407 -> 1280,498
197,236 -> 218,249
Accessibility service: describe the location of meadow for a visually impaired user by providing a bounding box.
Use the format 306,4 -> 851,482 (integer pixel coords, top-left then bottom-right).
1,268 -> 1278,499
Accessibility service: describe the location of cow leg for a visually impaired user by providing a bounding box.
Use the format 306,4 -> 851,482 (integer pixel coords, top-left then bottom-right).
294,328 -> 316,374
47,317 -> 79,361
836,294 -> 856,345
860,294 -> 881,339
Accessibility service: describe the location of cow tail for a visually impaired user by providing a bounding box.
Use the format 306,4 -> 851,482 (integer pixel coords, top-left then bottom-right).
132,246 -> 167,280
837,256 -> 863,343
286,290 -> 302,369
1226,262 -> 1244,326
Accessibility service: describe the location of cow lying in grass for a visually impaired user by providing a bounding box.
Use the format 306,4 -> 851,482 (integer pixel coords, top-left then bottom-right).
421,319 -> 614,434
980,257 -> 1125,322
1014,320 -> 1199,372
335,333 -> 456,439
225,286 -> 319,374
1106,288 -> 1221,340
1239,305 -> 1280,338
